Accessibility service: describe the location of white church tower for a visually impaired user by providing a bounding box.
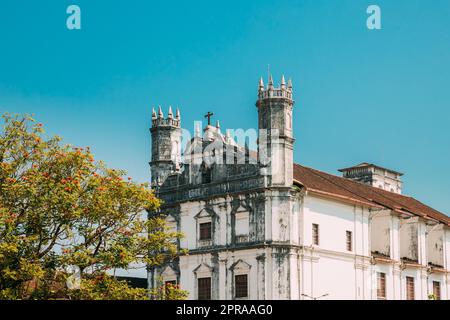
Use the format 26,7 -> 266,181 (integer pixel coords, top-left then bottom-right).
257,75 -> 295,187
147,75 -> 450,301
150,106 -> 182,187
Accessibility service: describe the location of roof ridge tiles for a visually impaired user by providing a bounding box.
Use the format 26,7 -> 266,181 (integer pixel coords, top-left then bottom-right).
293,163 -> 449,225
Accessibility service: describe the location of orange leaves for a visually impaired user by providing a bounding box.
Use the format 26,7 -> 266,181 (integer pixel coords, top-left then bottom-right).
117,227 -> 132,237
1,212 -> 19,224
1,114 -> 184,300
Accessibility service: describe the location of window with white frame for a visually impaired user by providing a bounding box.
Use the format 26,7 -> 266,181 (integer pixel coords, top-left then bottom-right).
312,223 -> 319,246
195,209 -> 214,247
433,281 -> 441,300
161,265 -> 178,298
235,274 -> 248,298
198,277 -> 211,300
199,222 -> 212,240
230,260 -> 251,300
406,276 -> 415,300
194,263 -> 213,300
377,272 -> 386,300
346,231 -> 353,252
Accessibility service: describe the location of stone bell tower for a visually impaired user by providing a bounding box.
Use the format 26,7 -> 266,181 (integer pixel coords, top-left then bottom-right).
256,75 -> 298,299
256,74 -> 295,187
150,106 -> 182,187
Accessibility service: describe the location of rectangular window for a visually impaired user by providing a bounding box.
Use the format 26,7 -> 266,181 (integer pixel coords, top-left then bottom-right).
377,272 -> 386,300
198,277 -> 211,300
433,281 -> 441,300
312,224 -> 319,245
235,274 -> 248,298
346,231 -> 353,251
406,276 -> 415,300
199,222 -> 212,241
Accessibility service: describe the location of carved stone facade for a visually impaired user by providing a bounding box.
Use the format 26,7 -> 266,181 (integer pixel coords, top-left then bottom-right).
148,75 -> 450,300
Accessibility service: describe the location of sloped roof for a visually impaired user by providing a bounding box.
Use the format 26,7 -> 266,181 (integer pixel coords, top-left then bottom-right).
293,164 -> 450,226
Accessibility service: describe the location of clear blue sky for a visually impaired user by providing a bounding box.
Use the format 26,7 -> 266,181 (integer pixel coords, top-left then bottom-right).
1,0 -> 449,214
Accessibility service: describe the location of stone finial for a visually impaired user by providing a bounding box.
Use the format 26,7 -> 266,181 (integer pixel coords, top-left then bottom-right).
168,106 -> 173,119
152,107 -> 157,120
195,122 -> 201,137
281,75 -> 286,89
158,105 -> 164,118
225,129 -> 234,144
176,108 -> 181,120
259,77 -> 264,91
268,74 -> 274,89
287,78 -> 293,91
216,120 -> 220,129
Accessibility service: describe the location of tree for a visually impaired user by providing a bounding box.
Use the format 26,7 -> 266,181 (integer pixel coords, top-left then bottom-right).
0,113 -> 187,300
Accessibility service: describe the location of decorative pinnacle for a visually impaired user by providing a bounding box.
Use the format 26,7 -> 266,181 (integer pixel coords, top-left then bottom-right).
152,107 -> 157,120
176,108 -> 180,120
281,75 -> 286,89
195,122 -> 201,137
287,78 -> 293,91
259,77 -> 264,91
168,106 -> 173,119
268,74 -> 274,89
216,120 -> 220,129
158,106 -> 164,118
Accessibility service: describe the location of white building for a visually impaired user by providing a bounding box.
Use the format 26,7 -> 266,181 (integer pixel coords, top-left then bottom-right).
148,75 -> 450,300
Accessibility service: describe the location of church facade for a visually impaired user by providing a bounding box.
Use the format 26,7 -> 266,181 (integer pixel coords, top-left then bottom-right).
147,75 -> 450,300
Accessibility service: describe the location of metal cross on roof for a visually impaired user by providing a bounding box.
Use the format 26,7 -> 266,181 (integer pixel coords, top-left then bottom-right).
204,111 -> 214,126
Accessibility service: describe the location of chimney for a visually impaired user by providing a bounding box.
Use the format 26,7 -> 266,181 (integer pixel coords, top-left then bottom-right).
338,163 -> 403,194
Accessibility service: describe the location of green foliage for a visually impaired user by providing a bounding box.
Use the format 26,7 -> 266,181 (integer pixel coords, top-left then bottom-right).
67,273 -> 149,300
150,281 -> 189,300
0,113 -> 186,300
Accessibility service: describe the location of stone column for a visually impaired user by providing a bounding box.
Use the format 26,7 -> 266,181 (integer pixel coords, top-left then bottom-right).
256,252 -> 266,300
218,253 -> 228,300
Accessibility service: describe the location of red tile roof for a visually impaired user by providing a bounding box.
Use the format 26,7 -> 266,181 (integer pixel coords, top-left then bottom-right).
293,164 -> 450,226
